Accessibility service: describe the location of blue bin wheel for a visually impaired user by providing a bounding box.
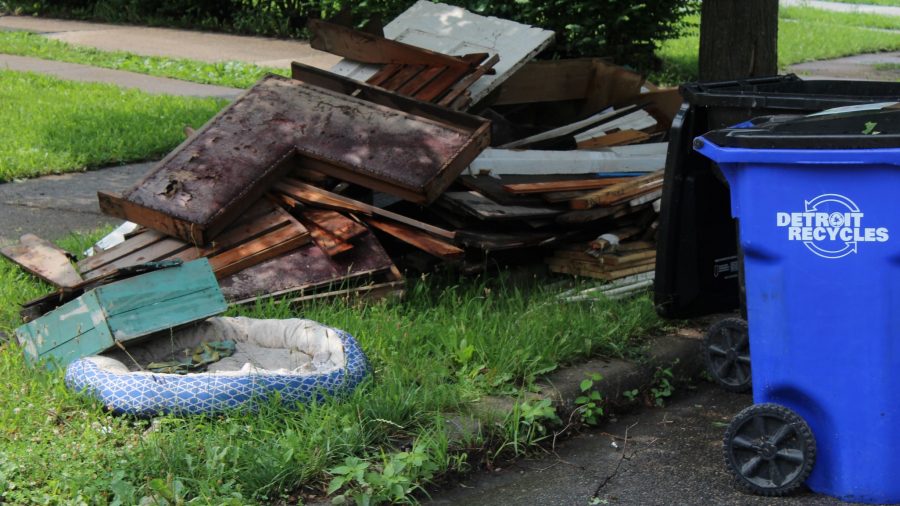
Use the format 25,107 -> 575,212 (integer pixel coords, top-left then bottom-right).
723,403 -> 816,496
704,317 -> 751,393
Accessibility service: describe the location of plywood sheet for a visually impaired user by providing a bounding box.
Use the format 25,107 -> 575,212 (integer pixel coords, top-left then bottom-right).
102,74 -> 488,242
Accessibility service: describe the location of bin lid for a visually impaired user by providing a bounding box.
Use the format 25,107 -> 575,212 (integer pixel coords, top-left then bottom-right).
701,103 -> 900,149
681,74 -> 900,110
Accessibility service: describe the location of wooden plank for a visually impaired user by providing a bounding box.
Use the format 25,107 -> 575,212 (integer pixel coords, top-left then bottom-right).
555,204 -> 628,225
82,238 -> 191,281
85,200 -> 308,281
455,229 -> 568,252
601,249 -> 656,267
268,193 -> 354,256
298,208 -> 367,242
570,170 -> 665,210
499,105 -> 638,150
1,234 -> 82,288
300,221 -> 354,257
468,146 -> 666,177
273,179 -> 456,240
438,191 -> 562,221
380,64 -> 428,90
367,64 -> 404,87
576,130 -> 651,149
413,60 -> 473,103
396,65 -> 446,96
547,258 -> 655,281
438,54 -> 499,109
458,175 -> 547,206
542,190 -> 596,204
630,190 -> 663,208
502,177 -> 632,195
328,0 -> 554,105
78,229 -> 166,273
573,110 -> 657,144
308,19 -> 477,70
207,226 -> 311,279
365,217 -> 464,260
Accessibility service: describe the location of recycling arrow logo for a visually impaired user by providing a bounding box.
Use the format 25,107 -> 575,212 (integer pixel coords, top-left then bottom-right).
803,194 -> 859,259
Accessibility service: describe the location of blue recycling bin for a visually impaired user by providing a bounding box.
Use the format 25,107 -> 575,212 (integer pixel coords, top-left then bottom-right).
694,105 -> 900,503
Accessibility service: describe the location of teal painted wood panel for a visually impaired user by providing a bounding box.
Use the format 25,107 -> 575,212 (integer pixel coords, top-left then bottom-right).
106,286 -> 226,340
16,259 -> 226,368
16,291 -> 114,367
94,259 -> 225,317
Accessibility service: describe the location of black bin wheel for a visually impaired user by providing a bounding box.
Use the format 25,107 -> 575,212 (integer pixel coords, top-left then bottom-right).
704,317 -> 751,392
724,403 -> 816,496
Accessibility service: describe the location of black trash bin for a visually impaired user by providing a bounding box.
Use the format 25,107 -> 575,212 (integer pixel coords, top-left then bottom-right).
654,74 -> 900,319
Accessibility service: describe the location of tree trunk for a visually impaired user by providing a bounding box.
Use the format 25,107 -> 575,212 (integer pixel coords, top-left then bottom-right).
699,0 -> 778,82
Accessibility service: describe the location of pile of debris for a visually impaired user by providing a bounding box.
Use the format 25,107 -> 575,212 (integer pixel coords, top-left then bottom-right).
3,1 -> 678,320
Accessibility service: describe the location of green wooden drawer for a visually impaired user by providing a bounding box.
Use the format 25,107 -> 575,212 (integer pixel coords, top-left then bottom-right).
16,259 -> 227,368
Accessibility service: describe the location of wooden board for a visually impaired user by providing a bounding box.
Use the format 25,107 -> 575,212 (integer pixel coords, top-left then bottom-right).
546,257 -> 655,281
569,170 -> 664,210
576,130 -> 651,149
308,19 -> 477,70
468,146 -> 666,176
366,217 -> 464,260
573,110 -> 657,144
438,191 -> 562,221
273,178 -> 456,240
454,229 -> 569,252
1,234 -> 82,288
555,204 -> 628,225
502,177 -> 632,195
458,175 -> 547,206
499,105 -> 639,150
15,259 -> 226,368
328,0 -> 554,105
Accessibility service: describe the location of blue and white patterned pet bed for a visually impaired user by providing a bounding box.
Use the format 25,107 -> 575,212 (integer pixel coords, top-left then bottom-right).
65,317 -> 370,417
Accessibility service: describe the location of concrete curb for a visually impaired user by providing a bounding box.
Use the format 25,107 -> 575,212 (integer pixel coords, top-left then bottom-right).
465,330 -> 705,429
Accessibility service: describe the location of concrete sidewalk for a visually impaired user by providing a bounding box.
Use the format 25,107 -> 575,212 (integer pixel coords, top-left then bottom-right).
780,0 -> 900,17
0,53 -> 241,98
0,162 -> 149,245
0,15 -> 340,69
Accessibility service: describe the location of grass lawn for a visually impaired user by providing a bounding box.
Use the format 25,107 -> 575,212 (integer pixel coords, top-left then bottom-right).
0,30 -> 286,88
0,232 -> 663,504
0,70 -> 227,182
654,6 -> 900,85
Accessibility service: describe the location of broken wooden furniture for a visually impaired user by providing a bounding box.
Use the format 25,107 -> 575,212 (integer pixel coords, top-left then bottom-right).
308,19 -> 500,110
16,259 -> 227,368
328,0 -> 553,108
100,72 -> 490,245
